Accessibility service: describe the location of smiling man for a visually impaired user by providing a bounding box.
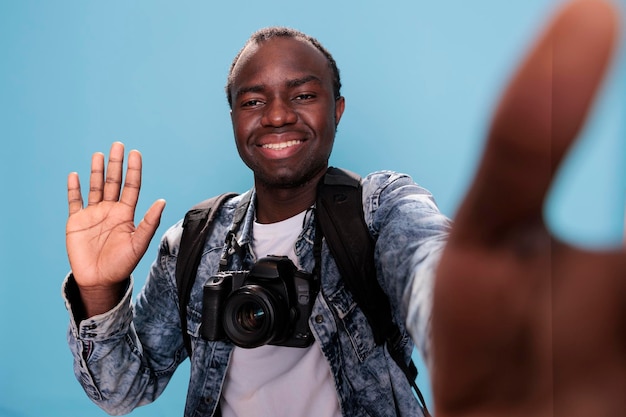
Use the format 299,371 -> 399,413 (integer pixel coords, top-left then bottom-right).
63,2 -> 625,417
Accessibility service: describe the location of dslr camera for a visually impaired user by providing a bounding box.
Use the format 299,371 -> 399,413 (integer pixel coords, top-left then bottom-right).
201,255 -> 318,348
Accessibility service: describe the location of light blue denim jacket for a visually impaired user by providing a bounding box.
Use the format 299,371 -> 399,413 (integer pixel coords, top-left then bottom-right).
63,170 -> 451,417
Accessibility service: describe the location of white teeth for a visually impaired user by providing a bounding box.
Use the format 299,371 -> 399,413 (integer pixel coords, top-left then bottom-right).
262,140 -> 301,150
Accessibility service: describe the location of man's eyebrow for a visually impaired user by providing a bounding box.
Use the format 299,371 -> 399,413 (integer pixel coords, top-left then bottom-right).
286,75 -> 321,88
235,84 -> 265,100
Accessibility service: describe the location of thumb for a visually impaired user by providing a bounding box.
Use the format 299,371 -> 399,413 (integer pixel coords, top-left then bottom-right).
133,199 -> 166,255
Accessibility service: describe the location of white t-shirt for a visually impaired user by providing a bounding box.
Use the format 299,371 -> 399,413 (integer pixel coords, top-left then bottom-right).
220,210 -> 341,417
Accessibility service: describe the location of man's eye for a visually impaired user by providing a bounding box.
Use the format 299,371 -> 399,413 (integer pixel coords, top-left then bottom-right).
242,99 -> 263,107
294,93 -> 315,101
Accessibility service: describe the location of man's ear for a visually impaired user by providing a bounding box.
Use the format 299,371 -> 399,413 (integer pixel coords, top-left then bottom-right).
335,96 -> 345,127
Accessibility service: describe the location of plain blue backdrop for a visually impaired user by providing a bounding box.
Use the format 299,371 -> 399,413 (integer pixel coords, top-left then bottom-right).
0,1 -> 624,416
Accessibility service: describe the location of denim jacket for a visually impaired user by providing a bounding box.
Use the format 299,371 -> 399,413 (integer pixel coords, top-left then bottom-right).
63,170 -> 451,417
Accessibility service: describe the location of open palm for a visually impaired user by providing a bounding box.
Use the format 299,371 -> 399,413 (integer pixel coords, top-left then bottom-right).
66,142 -> 165,313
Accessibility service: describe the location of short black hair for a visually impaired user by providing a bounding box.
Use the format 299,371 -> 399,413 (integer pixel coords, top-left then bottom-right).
226,27 -> 341,108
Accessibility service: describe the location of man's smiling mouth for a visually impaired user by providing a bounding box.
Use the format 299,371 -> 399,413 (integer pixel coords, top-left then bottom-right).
261,140 -> 303,150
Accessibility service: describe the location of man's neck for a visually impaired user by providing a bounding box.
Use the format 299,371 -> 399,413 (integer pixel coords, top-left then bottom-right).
253,175 -> 321,224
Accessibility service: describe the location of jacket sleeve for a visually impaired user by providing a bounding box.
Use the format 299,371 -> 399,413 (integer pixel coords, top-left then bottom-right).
62,223 -> 187,415
363,171 -> 451,368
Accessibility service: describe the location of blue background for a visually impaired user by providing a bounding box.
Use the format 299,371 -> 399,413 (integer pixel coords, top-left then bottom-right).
0,1 -> 624,416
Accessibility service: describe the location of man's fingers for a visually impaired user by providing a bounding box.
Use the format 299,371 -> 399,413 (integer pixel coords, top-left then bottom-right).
87,152 -> 105,207
67,172 -> 84,216
74,142 -> 147,220
453,0 -> 619,244
119,149 -> 143,210
103,142 -> 125,202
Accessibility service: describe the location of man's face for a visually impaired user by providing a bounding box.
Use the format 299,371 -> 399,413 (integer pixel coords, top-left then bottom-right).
229,37 -> 345,189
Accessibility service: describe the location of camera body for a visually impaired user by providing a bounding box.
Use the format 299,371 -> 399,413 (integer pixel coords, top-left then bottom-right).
201,255 -> 318,348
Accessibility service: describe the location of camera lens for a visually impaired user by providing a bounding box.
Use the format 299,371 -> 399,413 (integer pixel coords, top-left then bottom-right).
222,285 -> 289,348
236,301 -> 266,331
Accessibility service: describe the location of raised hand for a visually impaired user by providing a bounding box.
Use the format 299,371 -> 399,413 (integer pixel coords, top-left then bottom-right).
431,1 -> 625,416
66,142 -> 166,317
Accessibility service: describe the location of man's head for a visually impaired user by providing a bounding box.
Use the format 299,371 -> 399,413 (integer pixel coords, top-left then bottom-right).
227,27 -> 345,190
226,27 -> 341,108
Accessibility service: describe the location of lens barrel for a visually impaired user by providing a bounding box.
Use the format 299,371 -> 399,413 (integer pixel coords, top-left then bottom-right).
222,285 -> 289,348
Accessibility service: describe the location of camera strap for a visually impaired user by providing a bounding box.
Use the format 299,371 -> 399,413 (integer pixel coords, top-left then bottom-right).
218,190 -> 253,272
219,190 -> 323,286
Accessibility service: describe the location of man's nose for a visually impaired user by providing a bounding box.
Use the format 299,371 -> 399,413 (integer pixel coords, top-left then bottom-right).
261,98 -> 297,127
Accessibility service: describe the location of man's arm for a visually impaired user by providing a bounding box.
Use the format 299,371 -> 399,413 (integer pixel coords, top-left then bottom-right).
64,142 -> 185,414
431,1 -> 625,416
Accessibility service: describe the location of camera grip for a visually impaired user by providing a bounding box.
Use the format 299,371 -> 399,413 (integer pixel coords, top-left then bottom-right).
201,276 -> 231,340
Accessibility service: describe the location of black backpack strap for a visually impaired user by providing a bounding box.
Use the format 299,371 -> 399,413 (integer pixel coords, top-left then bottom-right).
176,192 -> 238,357
316,167 -> 391,344
316,167 -> 431,417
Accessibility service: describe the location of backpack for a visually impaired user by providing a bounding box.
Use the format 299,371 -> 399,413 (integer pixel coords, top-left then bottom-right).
175,167 -> 430,416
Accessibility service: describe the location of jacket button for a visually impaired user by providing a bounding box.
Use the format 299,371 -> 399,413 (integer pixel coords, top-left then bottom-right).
315,315 -> 324,323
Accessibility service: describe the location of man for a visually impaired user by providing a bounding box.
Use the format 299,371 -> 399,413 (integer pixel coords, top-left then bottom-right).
63,1 -> 625,416
65,24 -> 446,417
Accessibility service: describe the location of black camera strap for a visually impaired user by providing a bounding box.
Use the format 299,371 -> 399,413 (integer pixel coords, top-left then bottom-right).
218,190 -> 253,272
